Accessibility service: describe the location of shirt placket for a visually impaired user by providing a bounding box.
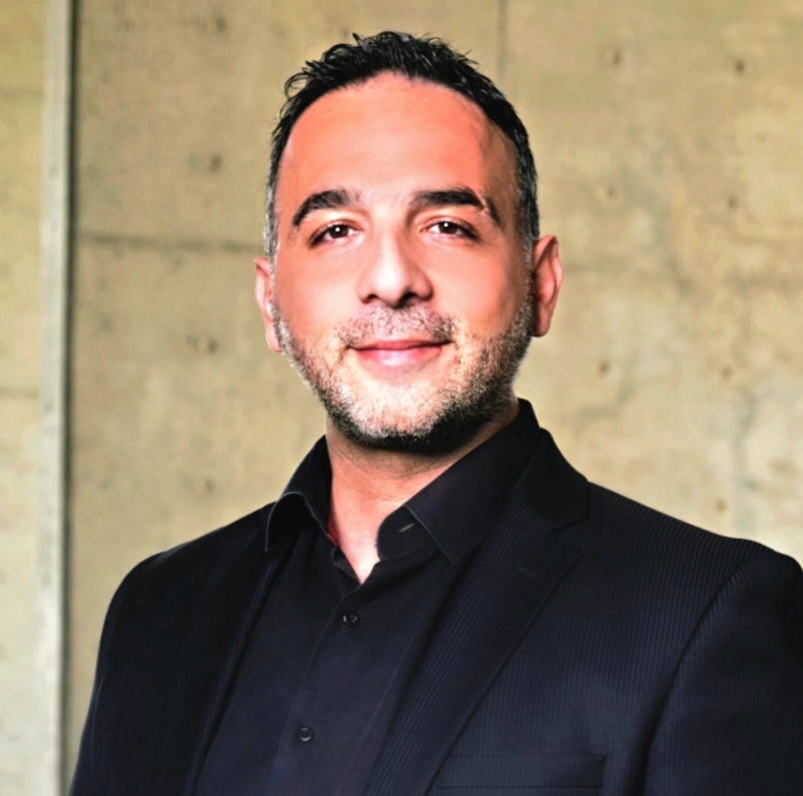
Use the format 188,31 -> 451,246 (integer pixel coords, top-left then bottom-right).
264,589 -> 367,794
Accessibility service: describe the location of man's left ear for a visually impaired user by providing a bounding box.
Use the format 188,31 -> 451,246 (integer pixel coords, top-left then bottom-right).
530,235 -> 563,337
254,256 -> 282,353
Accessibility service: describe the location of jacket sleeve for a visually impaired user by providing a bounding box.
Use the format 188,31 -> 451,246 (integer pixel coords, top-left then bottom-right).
645,548 -> 803,795
68,557 -> 152,796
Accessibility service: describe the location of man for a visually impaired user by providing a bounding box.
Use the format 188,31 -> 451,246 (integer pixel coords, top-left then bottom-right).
71,32 -> 803,795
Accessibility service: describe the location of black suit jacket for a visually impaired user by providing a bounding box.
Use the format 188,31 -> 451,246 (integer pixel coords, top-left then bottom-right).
71,427 -> 803,795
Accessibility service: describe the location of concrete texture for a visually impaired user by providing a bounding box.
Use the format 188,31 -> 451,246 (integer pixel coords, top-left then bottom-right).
508,0 -> 803,556
67,0 -> 803,776
0,1 -> 57,794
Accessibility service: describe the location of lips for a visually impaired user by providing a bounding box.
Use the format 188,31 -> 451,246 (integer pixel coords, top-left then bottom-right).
351,338 -> 449,369
353,338 -> 445,351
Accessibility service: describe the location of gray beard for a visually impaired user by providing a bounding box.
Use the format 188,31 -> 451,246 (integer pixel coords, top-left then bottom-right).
273,300 -> 534,456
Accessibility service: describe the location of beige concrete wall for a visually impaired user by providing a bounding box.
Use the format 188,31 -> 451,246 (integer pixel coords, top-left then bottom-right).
68,0 -> 803,774
0,1 -> 64,794
510,0 -> 803,559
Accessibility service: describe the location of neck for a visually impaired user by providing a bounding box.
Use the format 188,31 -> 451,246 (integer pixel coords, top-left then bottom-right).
326,398 -> 519,582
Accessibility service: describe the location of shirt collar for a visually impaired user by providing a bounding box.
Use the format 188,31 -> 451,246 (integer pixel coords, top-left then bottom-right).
266,436 -> 332,551
266,400 -> 541,562
402,400 -> 540,562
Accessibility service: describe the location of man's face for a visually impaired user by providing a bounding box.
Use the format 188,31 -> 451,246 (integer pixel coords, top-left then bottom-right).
257,73 -> 558,451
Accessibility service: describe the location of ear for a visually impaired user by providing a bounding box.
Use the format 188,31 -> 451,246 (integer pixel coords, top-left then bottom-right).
254,257 -> 282,352
529,235 -> 563,337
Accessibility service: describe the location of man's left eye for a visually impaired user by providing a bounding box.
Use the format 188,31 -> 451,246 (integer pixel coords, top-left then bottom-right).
430,221 -> 473,237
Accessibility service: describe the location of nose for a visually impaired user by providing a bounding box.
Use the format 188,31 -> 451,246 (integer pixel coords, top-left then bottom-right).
356,232 -> 433,308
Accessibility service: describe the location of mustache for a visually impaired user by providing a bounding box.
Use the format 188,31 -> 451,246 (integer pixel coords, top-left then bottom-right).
337,306 -> 455,346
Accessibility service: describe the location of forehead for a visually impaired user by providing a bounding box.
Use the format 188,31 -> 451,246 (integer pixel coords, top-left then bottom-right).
275,73 -> 517,210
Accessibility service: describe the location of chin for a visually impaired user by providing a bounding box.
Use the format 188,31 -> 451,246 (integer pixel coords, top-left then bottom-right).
326,387 -> 512,456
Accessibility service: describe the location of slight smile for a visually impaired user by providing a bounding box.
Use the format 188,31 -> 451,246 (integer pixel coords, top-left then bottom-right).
351,339 -> 450,369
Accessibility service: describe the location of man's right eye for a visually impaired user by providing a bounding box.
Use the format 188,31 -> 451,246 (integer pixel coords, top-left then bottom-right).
311,223 -> 354,245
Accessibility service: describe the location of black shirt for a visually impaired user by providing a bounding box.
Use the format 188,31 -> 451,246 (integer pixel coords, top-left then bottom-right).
195,402 -> 540,796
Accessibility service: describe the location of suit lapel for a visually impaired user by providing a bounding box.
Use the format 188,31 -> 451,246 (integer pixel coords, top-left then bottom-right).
365,430 -> 588,796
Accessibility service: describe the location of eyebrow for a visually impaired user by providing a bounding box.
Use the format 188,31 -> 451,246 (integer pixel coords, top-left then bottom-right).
291,189 -> 355,228
289,186 -> 502,229
411,188 -> 501,227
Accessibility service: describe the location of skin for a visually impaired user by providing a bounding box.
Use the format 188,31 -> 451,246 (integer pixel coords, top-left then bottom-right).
255,74 -> 563,581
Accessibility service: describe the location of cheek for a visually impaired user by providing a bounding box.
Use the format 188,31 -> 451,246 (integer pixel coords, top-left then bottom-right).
275,280 -> 355,348
446,270 -> 526,332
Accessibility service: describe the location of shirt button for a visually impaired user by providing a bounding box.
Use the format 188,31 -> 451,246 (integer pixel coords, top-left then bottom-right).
342,612 -> 360,629
298,725 -> 314,743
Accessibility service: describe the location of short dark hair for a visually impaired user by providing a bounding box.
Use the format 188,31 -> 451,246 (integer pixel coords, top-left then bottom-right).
264,31 -> 539,258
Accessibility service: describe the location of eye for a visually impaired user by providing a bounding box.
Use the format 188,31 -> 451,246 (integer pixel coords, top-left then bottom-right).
428,220 -> 476,239
311,223 -> 357,246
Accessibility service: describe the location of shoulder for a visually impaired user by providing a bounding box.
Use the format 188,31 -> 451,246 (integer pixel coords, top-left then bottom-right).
586,481 -> 776,559
134,503 -> 272,572
519,482 -> 803,707
93,504 -> 277,665
110,503 -> 276,609
575,482 -> 802,609
512,423 -> 800,609
515,425 -> 789,581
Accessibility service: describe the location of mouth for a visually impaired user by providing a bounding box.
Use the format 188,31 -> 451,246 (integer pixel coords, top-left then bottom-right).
353,338 -> 446,350
350,338 -> 450,369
